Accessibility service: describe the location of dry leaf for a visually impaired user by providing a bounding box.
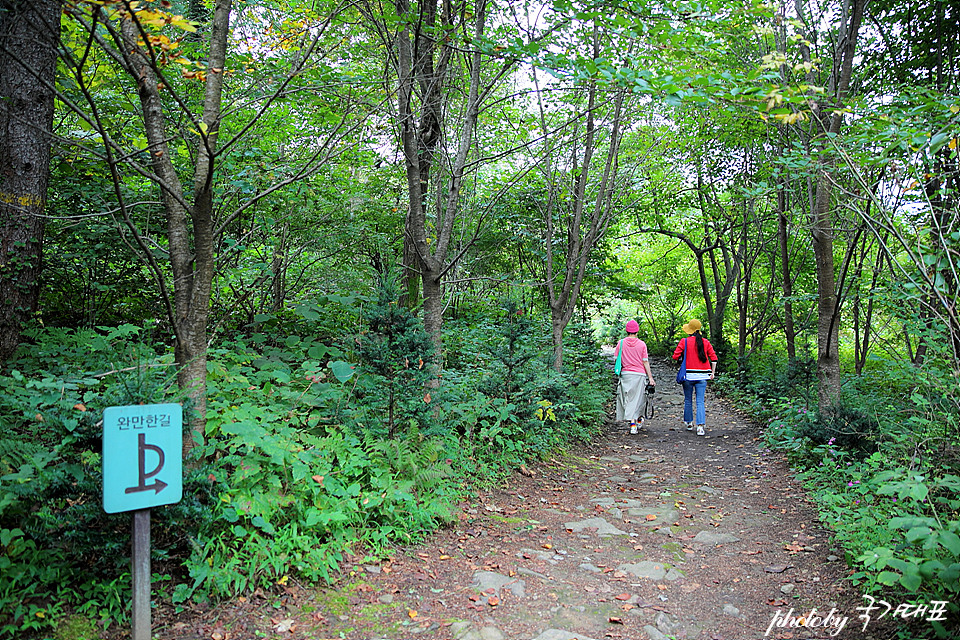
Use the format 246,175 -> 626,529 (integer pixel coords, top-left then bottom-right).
488,595 -> 500,606
407,609 -> 418,619
645,514 -> 658,521
615,593 -> 631,601
272,619 -> 295,633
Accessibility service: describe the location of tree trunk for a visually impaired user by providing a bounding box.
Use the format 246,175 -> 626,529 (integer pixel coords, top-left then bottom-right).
388,0 -> 493,357
543,40 -> 626,371
777,184 -> 797,359
0,0 -> 60,360
121,0 -> 233,452
807,0 -> 864,412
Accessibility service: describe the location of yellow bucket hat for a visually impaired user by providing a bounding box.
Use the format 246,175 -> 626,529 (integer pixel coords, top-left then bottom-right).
682,319 -> 702,334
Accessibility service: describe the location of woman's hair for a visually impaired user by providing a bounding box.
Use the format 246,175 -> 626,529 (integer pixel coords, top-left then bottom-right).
694,332 -> 707,361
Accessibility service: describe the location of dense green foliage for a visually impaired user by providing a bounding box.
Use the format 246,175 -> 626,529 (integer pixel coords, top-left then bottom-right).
0,0 -> 957,637
715,336 -> 960,637
0,290 -> 608,637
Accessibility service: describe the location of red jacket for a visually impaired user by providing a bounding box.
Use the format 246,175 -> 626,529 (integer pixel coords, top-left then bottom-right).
672,335 -> 717,375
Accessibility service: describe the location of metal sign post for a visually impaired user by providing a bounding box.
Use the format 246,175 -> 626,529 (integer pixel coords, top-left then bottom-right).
103,403 -> 183,640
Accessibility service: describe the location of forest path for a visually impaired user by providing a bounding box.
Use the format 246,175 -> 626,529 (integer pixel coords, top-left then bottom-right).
169,358 -> 871,640
300,357 -> 868,640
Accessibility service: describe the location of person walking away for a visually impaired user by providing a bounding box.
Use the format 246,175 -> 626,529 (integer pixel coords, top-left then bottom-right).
672,319 -> 717,436
615,320 -> 656,434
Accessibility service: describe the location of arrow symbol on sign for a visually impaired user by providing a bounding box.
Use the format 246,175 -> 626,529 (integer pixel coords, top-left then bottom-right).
124,433 -> 167,495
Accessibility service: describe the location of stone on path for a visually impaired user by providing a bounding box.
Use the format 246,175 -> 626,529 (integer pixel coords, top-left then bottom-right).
617,561 -> 683,581
626,506 -> 679,525
723,603 -> 741,617
654,611 -> 683,635
531,630 -> 602,640
470,570 -> 526,599
479,627 -> 504,640
564,517 -> 628,536
451,621 -> 505,640
692,531 -> 740,545
642,625 -> 669,640
517,567 -> 550,580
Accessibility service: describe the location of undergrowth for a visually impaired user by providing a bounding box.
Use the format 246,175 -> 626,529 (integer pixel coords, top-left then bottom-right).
715,348 -> 960,638
0,291 -> 608,638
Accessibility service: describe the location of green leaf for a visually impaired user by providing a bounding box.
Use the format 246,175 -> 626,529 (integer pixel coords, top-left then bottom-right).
232,525 -> 248,537
899,572 -> 923,591
328,360 -> 356,383
929,132 -> 949,154
905,526 -> 933,542
0,528 -> 24,547
938,531 -> 960,557
876,570 -> 900,586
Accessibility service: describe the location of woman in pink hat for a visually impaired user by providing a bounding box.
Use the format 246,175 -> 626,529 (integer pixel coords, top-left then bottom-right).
672,319 -> 717,436
614,320 -> 655,434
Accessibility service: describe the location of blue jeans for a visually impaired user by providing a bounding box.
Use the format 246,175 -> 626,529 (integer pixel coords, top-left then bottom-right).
682,379 -> 707,425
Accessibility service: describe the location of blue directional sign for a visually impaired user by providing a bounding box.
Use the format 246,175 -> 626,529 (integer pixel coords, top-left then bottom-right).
103,404 -> 183,513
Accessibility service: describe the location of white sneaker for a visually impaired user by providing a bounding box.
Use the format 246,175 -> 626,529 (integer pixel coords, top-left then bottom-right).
696,425 -> 705,436
638,418 -> 645,430
629,425 -> 638,435
686,422 -> 693,431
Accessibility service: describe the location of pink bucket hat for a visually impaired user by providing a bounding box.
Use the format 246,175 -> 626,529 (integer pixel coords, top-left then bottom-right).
625,320 -> 640,333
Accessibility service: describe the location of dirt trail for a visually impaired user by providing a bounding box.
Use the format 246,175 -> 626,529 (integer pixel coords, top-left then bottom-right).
165,359 -> 882,640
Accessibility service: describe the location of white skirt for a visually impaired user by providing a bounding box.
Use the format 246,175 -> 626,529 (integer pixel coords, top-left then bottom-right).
616,372 -> 648,422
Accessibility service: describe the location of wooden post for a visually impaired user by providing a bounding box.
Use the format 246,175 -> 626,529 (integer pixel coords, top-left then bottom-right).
131,508 -> 151,640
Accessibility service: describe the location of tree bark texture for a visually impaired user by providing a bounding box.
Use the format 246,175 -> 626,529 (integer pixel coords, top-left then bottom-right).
545,28 -> 626,371
120,0 -> 233,451
0,0 -> 60,360
807,0 -> 864,411
390,0 -> 491,357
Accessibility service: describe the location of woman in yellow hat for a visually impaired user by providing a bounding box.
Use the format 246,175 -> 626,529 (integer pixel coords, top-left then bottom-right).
672,319 -> 717,436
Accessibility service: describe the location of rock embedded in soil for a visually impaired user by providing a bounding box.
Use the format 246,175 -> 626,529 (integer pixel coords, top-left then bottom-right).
692,531 -> 740,545
470,571 -> 526,599
616,560 -> 683,581
531,630 -> 603,640
564,517 -> 628,536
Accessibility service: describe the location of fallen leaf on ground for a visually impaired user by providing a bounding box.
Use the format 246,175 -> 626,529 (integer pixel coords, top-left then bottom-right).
272,619 -> 295,633
767,599 -> 787,606
615,593 -> 631,601
608,617 -> 624,624
488,596 -> 500,606
645,514 -> 658,521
